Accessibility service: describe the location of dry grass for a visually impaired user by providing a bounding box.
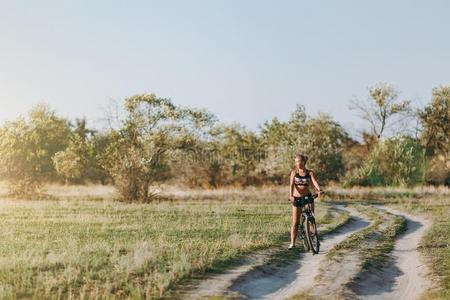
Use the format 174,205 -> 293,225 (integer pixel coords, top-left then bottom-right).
0,183 -> 448,299
45,184 -> 116,198
0,185 -> 342,299
326,184 -> 450,200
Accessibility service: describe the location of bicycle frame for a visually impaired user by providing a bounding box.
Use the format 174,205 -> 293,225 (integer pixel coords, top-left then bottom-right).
290,192 -> 322,254
300,203 -> 315,231
300,200 -> 320,254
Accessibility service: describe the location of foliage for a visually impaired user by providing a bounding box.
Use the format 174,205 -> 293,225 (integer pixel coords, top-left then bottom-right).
53,141 -> 83,181
53,120 -> 108,184
418,86 -> 450,185
350,82 -> 411,139
168,123 -> 264,188
211,123 -> 264,185
293,113 -> 349,181
99,93 -> 215,202
424,154 -> 449,186
0,104 -> 71,195
2,84 -> 449,191
341,140 -> 368,176
419,85 -> 450,158
344,136 -> 427,187
259,106 -> 349,183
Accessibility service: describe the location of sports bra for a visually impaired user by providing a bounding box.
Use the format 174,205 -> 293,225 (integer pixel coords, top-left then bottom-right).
294,169 -> 311,186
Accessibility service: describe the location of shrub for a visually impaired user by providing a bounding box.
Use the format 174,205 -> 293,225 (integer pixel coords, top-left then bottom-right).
99,93 -> 214,202
259,107 -> 349,183
0,105 -> 70,195
344,136 -> 427,187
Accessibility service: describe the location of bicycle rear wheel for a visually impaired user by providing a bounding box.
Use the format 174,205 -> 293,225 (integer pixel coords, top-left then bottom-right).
306,216 -> 320,254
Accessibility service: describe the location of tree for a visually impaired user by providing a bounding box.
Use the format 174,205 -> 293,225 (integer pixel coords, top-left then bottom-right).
419,85 -> 450,157
292,113 -> 349,182
53,119 -> 108,184
350,82 -> 411,139
259,117 -> 290,148
258,106 -> 349,183
167,123 -> 262,188
99,93 -> 215,202
418,85 -> 450,185
0,104 -> 70,195
212,123 -> 263,185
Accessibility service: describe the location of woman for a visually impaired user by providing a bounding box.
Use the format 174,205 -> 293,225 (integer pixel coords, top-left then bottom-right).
288,153 -> 322,249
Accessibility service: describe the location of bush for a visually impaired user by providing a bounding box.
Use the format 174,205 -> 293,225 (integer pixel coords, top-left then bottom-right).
419,85 -> 450,157
99,93 -> 215,202
425,154 -> 449,186
53,134 -> 108,184
259,107 -> 349,183
0,105 -> 70,195
344,136 -> 427,187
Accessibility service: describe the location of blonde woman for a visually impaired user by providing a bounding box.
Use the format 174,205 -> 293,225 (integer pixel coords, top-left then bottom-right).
288,153 -> 322,249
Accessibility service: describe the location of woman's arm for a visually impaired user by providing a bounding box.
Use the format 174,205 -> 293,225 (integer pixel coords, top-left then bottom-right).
309,170 -> 322,194
289,171 -> 295,201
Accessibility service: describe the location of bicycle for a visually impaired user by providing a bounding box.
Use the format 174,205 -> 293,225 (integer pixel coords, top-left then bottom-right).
292,193 -> 321,254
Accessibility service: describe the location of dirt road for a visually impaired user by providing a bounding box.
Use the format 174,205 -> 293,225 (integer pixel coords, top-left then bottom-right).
352,206 -> 432,300
185,205 -> 432,300
186,206 -> 370,299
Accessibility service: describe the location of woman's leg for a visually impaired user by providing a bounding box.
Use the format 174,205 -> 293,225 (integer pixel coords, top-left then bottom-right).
291,206 -> 301,245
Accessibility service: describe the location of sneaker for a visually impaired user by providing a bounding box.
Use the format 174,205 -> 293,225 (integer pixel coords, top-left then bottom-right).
288,243 -> 295,250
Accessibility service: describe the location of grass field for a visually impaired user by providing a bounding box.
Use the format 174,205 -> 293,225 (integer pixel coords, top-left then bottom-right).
0,185 -> 348,299
0,184 -> 448,299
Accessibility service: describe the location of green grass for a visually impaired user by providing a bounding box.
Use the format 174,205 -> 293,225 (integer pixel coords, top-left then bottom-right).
420,218 -> 450,300
0,189 -> 343,299
288,292 -> 316,300
0,199 -> 281,298
326,205 -> 383,258
0,185 -> 447,299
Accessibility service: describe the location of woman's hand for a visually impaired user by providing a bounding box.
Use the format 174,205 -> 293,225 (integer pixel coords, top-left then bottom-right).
289,196 -> 294,202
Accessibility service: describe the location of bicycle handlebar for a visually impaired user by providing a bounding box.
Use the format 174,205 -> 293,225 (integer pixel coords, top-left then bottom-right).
288,191 -> 325,201
312,191 -> 325,198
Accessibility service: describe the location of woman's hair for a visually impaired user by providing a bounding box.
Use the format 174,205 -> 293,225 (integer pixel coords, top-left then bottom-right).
293,153 -> 308,172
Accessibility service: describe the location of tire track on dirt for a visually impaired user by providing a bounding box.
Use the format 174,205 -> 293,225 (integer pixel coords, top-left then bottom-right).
185,205 -> 371,300
352,206 -> 432,300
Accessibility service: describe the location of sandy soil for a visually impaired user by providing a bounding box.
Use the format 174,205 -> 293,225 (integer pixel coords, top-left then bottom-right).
184,205 -> 433,300
352,206 -> 433,300
185,206 -> 371,299
183,249 -> 275,299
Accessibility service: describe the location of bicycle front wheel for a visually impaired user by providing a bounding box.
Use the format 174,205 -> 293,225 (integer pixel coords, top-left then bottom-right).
306,216 -> 320,254
301,216 -> 310,251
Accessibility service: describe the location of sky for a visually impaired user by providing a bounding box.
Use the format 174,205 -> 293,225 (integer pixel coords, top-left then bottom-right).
1,0 -> 449,136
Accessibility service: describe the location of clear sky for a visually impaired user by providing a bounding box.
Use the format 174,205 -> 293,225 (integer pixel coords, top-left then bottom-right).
1,0 -> 449,135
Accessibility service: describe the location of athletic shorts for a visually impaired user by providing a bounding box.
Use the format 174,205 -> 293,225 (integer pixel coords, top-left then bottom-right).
292,194 -> 314,207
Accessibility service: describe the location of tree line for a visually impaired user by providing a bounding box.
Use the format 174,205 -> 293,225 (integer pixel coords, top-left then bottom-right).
0,83 -> 448,201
